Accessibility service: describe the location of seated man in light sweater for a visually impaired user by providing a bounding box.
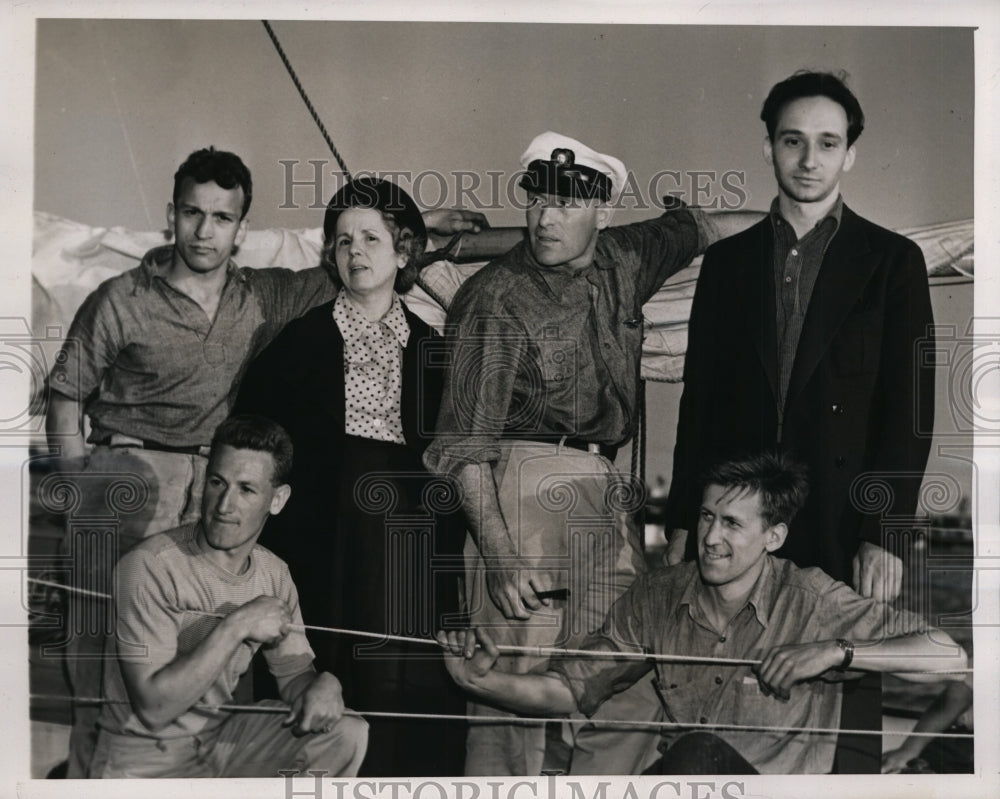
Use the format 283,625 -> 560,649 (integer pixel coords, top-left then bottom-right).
438,453 -> 967,774
89,414 -> 367,778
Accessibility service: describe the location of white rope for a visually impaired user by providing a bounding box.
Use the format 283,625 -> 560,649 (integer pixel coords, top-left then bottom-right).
28,694 -> 974,741
27,577 -> 973,674
289,621 -> 762,668
193,612 -> 973,674
28,576 -> 113,601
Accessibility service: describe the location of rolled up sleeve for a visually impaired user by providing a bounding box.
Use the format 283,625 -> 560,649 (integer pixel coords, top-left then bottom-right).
424,287 -> 530,475
548,578 -> 652,716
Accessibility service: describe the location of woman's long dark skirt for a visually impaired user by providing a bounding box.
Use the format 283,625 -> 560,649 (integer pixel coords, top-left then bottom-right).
261,435 -> 467,777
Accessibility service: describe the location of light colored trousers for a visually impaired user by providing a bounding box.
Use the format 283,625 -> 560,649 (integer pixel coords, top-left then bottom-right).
462,442 -> 662,776
60,443 -> 208,778
89,701 -> 368,778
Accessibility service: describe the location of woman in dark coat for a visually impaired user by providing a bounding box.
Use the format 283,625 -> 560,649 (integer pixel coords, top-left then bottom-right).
235,178 -> 466,776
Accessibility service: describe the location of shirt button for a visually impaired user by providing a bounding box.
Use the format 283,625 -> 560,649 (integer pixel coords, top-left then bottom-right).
831,403 -> 845,415
791,248 -> 799,256
784,275 -> 792,284
718,636 -> 727,643
373,419 -> 383,427
714,676 -> 723,685
699,716 -> 708,725
835,456 -> 846,468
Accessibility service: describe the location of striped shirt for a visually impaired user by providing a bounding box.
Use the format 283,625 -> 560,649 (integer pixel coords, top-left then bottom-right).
99,524 -> 314,739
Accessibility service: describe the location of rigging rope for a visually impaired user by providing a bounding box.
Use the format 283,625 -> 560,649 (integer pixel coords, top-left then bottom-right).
262,20 -> 351,181
27,577 -> 972,674
28,694 -> 974,741
260,19 -> 458,310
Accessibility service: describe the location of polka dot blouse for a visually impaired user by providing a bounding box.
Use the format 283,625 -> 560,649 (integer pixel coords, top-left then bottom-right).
332,289 -> 410,444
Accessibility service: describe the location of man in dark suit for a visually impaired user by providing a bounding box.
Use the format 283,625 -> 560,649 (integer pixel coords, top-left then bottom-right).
663,71 -> 935,771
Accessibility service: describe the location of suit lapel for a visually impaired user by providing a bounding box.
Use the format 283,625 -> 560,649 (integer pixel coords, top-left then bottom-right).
786,206 -> 876,404
743,222 -> 781,406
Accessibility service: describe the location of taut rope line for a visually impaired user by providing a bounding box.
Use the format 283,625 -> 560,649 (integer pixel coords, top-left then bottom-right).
27,694 -> 974,741
26,577 -> 972,674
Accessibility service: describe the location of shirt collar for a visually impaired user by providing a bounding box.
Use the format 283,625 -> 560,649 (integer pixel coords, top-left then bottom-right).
135,245 -> 244,292
333,288 -> 410,348
744,555 -> 777,629
676,555 -> 777,630
768,194 -> 843,240
675,561 -> 704,620
191,522 -> 255,577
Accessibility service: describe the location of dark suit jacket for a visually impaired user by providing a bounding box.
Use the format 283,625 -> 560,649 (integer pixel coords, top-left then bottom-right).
664,204 -> 935,581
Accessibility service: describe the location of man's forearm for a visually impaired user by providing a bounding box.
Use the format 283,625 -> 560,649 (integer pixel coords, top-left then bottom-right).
429,227 -> 525,263
276,668 -> 316,707
456,667 -> 578,716
694,209 -> 765,251
900,680 -> 972,750
852,631 -> 967,682
120,614 -> 246,731
45,393 -> 87,461
456,462 -> 513,559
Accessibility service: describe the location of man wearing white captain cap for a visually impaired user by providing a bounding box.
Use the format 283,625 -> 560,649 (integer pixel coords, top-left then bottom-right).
425,131 -> 759,775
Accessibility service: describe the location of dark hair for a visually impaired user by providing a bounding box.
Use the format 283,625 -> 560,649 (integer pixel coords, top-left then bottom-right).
321,208 -> 425,294
760,70 -> 865,147
173,147 -> 253,219
702,453 -> 809,528
210,414 -> 293,485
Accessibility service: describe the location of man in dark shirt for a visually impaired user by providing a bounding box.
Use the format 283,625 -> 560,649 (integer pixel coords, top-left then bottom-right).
663,71 -> 936,771
425,131 -> 759,775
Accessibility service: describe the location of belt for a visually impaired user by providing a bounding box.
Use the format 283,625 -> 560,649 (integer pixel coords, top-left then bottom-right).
558,437 -> 619,461
102,434 -> 210,457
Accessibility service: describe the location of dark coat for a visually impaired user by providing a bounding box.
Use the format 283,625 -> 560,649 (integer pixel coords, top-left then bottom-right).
235,299 -> 445,464
233,299 -> 461,633
665,205 -> 935,581
234,298 -> 467,776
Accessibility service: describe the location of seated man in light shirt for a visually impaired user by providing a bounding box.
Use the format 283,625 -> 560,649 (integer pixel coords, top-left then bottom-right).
438,452 -> 967,774
88,414 -> 367,778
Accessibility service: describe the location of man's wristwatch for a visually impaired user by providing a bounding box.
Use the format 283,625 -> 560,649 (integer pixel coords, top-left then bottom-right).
835,638 -> 855,671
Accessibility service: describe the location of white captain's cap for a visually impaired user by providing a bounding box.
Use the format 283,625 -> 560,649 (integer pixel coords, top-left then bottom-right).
519,131 -> 628,203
